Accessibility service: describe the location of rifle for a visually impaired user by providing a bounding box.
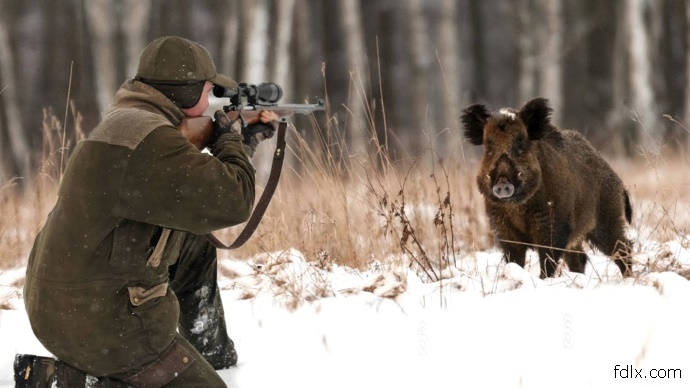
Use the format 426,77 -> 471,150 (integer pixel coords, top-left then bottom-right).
177,82 -> 325,250
178,82 -> 325,150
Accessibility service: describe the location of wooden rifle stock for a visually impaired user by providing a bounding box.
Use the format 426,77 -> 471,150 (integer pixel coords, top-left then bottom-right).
177,116 -> 213,150
177,110 -> 291,150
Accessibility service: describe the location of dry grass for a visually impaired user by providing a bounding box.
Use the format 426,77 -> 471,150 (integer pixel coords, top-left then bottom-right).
0,104 -> 84,271
0,100 -> 688,283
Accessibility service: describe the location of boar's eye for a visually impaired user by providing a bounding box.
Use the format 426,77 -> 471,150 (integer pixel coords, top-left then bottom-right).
513,137 -> 527,155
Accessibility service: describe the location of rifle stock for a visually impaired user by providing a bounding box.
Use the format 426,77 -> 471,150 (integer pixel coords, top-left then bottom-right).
177,116 -> 213,150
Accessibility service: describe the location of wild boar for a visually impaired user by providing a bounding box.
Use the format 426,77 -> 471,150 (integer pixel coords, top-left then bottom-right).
461,97 -> 632,278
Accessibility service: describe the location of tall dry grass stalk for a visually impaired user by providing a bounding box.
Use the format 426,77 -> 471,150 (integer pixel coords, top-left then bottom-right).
0,103 -> 84,270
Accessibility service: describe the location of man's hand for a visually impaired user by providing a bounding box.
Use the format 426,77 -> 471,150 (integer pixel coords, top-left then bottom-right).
242,111 -> 280,156
212,110 -> 241,141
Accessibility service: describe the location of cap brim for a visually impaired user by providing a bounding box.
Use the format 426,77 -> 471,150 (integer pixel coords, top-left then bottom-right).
210,73 -> 237,89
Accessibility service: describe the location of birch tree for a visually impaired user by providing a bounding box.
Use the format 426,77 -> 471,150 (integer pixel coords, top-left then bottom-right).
406,0 -> 437,154
241,0 -> 269,83
518,0 -> 562,120
85,0 -> 119,117
438,0 -> 462,154
0,16 -> 30,181
517,0 -> 537,104
338,0 -> 369,159
122,0 -> 151,78
539,0 -> 563,119
626,0 -> 661,153
271,0 -> 296,96
221,0 -> 241,77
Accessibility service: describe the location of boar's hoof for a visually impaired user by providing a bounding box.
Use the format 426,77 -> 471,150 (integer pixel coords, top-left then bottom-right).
493,182 -> 515,198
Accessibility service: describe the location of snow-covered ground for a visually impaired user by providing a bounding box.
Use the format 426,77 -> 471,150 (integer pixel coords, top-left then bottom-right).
1,238 -> 689,387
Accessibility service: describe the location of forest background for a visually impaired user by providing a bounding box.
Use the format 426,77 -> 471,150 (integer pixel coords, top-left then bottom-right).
0,0 -> 689,271
1,0 -> 689,180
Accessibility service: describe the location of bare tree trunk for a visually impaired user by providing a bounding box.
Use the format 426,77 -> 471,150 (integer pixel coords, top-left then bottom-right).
338,0 -> 369,159
607,1 -> 630,155
241,0 -> 269,83
122,0 -> 151,78
626,0 -> 661,153
240,0 -> 271,178
85,0 -> 119,116
478,0 -> 518,109
271,0 -> 295,97
0,18 -> 30,181
539,0 -> 563,120
438,0 -> 462,155
684,0 -> 690,151
221,0 -> 241,77
293,0 -> 321,104
406,0 -> 437,155
658,0 -> 688,152
517,0 -> 562,119
517,0 -> 537,103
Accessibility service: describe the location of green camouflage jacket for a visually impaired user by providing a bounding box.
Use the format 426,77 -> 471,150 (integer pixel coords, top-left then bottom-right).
24,80 -> 255,375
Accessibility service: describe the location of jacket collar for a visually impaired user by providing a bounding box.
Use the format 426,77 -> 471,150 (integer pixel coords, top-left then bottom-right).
108,80 -> 186,126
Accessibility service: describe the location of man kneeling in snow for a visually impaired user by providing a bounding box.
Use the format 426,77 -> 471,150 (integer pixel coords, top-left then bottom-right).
18,36 -> 278,387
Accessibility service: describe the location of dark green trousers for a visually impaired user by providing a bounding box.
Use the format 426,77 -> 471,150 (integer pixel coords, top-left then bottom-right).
169,232 -> 237,370
24,233 -> 235,387
116,233 -> 235,387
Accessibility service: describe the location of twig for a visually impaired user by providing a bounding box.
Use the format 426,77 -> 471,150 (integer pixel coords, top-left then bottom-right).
60,61 -> 75,179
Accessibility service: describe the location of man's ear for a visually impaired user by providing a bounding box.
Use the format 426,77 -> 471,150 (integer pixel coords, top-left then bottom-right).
461,104 -> 490,145
519,97 -> 553,140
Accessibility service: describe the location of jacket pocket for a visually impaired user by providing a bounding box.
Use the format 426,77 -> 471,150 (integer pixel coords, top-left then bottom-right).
128,282 -> 169,306
128,283 -> 180,354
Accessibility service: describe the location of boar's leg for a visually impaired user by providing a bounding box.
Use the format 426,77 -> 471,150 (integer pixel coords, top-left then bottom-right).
563,243 -> 588,274
537,248 -> 563,278
588,228 -> 633,277
535,222 -> 571,278
499,240 -> 528,268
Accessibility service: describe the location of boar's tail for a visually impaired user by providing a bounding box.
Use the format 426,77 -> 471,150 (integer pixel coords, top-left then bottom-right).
624,190 -> 633,224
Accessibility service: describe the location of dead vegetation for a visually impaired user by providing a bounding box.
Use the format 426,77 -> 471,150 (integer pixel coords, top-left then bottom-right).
0,103 -> 688,292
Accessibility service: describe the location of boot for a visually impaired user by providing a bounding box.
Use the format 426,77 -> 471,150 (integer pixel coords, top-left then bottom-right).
14,354 -> 130,387
14,354 -> 55,388
204,338 -> 238,369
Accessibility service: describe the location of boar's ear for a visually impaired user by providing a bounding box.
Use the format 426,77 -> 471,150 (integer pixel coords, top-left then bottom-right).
461,104 -> 490,145
519,97 -> 553,140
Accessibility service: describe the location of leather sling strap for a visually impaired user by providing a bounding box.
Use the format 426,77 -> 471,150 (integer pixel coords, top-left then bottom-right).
205,120 -> 288,250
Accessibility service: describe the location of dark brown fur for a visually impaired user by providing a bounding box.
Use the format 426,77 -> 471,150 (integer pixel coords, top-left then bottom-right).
461,98 -> 632,278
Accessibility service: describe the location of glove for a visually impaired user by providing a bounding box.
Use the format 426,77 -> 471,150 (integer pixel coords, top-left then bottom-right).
212,110 -> 241,143
242,122 -> 277,157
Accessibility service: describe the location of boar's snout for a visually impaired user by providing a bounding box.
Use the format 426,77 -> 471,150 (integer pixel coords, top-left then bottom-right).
492,178 -> 515,199
485,154 -> 521,200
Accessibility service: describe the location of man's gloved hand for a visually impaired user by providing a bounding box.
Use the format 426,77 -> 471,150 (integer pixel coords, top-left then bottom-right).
241,111 -> 279,157
212,110 -> 241,142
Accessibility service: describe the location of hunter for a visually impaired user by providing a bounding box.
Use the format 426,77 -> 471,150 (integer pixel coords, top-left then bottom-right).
21,36 -> 277,387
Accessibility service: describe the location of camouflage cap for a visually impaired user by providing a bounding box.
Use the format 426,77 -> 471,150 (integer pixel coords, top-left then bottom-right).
136,36 -> 237,89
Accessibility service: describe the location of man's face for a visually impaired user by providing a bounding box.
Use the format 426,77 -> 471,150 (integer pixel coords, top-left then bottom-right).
181,81 -> 213,117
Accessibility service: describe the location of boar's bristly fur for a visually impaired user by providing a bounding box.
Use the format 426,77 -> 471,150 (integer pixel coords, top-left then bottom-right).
461,97 -> 633,278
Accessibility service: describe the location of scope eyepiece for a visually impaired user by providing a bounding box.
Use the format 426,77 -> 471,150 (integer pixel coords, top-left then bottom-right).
212,82 -> 283,105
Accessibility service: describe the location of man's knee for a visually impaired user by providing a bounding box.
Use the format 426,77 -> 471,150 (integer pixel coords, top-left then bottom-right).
123,338 -> 226,388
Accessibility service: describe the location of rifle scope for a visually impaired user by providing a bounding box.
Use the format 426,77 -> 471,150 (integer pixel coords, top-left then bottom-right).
213,82 -> 283,105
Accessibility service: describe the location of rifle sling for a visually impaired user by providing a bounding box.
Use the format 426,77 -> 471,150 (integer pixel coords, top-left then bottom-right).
205,121 -> 287,250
